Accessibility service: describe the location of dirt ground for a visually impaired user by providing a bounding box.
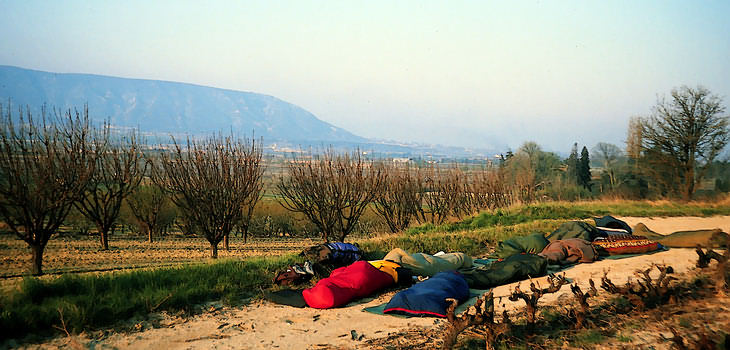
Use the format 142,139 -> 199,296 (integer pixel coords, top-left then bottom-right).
4,216 -> 730,349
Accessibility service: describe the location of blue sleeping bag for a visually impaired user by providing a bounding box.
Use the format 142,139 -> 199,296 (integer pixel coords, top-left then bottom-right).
383,271 -> 469,318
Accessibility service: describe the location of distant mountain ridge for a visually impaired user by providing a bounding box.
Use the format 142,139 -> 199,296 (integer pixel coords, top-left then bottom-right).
0,65 -> 366,143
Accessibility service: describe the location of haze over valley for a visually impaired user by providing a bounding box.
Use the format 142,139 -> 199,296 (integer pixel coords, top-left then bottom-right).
0,65 -> 498,158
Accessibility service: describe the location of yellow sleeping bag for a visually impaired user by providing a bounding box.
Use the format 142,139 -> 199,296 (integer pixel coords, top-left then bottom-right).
368,260 -> 402,283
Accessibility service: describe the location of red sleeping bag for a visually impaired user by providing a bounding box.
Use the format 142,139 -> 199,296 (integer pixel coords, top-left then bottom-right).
302,261 -> 395,309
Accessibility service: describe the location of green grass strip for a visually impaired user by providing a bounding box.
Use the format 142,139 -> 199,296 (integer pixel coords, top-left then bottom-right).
0,255 -> 297,340
360,219 -> 566,259
405,201 -> 730,235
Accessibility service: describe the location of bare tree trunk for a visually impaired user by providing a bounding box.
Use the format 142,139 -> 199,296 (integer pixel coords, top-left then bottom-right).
210,242 -> 218,258
97,224 -> 110,251
147,227 -> 153,243
100,231 -> 109,251
685,164 -> 695,201
31,244 -> 44,276
223,234 -> 230,251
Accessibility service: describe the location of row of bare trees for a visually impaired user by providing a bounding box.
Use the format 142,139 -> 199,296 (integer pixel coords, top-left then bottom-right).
1,104 -> 539,274
0,104 -> 266,274
275,151 -> 516,242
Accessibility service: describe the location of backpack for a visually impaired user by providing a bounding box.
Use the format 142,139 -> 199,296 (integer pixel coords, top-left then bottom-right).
273,262 -> 315,286
300,242 -> 362,266
324,242 -> 362,266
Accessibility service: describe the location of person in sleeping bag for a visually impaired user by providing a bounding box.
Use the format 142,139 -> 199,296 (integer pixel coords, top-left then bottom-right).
302,260 -> 395,309
383,271 -> 469,317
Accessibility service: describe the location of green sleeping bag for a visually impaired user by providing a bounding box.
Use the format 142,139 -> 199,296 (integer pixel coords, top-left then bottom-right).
546,221 -> 603,242
460,254 -> 548,289
491,233 -> 550,259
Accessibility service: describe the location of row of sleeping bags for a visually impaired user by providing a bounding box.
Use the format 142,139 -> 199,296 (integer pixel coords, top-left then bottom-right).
301,248 -> 473,314
488,216 -> 663,271
283,217 -> 663,317
299,247 -> 552,318
397,216 -> 666,314
380,215 -> 726,315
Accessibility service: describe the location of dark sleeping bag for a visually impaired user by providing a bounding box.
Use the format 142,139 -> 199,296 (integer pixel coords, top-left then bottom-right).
460,254 -> 548,289
593,215 -> 632,233
302,261 -> 395,309
491,233 -> 550,259
546,221 -> 604,242
383,271 -> 469,318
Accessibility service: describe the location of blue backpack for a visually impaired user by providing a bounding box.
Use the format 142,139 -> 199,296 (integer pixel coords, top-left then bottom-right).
324,242 -> 362,266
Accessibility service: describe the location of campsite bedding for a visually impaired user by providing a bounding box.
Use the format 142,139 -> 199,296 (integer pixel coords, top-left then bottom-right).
276,218 -> 716,316
596,226 -> 631,236
368,260 -> 403,283
383,248 -> 472,277
653,228 -> 729,248
594,215 -> 633,233
302,261 -> 395,309
383,271 -> 469,318
591,234 -> 660,255
545,221 -> 605,242
491,232 -> 550,259
460,253 -> 548,289
538,238 -> 599,265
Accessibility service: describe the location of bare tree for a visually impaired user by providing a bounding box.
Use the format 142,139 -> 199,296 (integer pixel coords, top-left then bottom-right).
276,149 -> 385,242
471,167 -> 509,210
593,142 -> 623,191
152,136 -> 264,258
415,164 -> 454,225
125,182 -> 174,243
503,152 -> 538,203
74,127 -> 146,250
626,116 -> 644,169
640,86 -> 729,200
174,210 -> 198,236
373,162 -> 420,233
235,186 -> 262,244
226,181 -> 263,248
0,105 -> 96,275
444,165 -> 473,220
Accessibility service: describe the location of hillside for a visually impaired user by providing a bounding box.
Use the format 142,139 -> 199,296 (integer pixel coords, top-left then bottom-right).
0,65 -> 366,143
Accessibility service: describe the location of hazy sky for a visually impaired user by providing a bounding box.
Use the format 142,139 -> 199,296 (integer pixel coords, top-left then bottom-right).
1,1 -> 729,153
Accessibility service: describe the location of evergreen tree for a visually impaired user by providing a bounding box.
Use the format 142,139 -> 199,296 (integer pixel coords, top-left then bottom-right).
579,146 -> 592,190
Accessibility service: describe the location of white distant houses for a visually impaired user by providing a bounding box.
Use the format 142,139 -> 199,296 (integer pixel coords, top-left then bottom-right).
391,157 -> 411,163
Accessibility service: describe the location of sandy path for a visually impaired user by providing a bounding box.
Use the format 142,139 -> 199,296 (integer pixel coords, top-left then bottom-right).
618,215 -> 730,235
86,291 -> 437,350
17,216 -> 730,350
